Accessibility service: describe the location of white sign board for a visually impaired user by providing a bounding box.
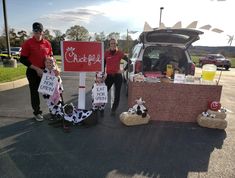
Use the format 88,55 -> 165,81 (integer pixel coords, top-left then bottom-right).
174,73 -> 186,84
38,73 -> 58,95
93,85 -> 108,104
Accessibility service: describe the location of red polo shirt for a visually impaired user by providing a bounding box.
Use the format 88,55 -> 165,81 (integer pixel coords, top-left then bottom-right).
20,36 -> 53,68
104,50 -> 124,74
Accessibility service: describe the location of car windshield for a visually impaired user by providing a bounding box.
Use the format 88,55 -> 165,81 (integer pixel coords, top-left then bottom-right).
142,46 -> 188,74
215,55 -> 224,59
11,47 -> 21,52
208,54 -> 225,60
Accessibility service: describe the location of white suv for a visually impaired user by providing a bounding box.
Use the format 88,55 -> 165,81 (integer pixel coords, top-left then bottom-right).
123,28 -> 203,82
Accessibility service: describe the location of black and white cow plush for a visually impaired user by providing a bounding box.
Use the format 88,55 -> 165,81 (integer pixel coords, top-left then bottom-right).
63,103 -> 97,126
128,98 -> 148,118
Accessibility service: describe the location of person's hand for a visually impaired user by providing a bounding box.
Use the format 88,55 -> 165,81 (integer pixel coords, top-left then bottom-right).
35,68 -> 43,77
53,69 -> 60,77
118,69 -> 124,74
104,73 -> 107,79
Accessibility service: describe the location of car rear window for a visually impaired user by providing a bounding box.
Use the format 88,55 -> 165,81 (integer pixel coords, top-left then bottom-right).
146,33 -> 189,44
142,46 -> 188,74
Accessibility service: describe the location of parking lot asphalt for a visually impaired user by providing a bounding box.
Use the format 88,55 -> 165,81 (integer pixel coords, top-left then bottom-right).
0,69 -> 235,178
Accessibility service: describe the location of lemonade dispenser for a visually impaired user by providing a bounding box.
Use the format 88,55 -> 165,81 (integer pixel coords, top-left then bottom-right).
202,64 -> 217,82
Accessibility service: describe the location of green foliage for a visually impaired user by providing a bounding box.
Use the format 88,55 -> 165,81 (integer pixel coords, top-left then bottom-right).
51,30 -> 66,55
44,29 -> 53,41
94,32 -> 106,41
65,25 -> 90,41
0,64 -> 26,82
191,55 -> 200,65
107,32 -> 120,40
230,57 -> 235,67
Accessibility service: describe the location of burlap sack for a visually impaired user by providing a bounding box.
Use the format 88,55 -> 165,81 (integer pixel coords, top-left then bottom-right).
197,114 -> 227,130
207,109 -> 226,120
120,112 -> 150,126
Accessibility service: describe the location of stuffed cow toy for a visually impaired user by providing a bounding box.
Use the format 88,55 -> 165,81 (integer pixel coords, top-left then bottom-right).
130,97 -> 148,117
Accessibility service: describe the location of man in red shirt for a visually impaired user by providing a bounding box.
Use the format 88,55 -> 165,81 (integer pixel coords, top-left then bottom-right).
104,38 -> 128,115
20,22 -> 54,121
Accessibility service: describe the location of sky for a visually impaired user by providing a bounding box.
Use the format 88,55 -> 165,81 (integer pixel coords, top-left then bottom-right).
0,0 -> 234,46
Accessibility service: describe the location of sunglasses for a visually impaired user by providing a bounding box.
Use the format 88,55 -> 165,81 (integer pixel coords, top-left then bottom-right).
33,29 -> 43,33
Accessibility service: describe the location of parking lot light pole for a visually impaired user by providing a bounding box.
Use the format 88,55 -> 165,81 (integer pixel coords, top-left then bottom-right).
126,29 -> 138,54
2,0 -> 11,58
159,7 -> 164,28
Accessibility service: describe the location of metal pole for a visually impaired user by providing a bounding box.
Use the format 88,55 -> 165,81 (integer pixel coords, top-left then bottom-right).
2,0 -> 11,58
159,7 -> 164,28
126,29 -> 129,54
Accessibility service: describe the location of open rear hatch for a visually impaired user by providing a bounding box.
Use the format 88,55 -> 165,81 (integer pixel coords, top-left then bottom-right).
139,28 -> 204,49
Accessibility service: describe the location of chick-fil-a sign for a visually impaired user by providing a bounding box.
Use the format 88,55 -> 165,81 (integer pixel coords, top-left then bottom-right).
61,41 -> 104,72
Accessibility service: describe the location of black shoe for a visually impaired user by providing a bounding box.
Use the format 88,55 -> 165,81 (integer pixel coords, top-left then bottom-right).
110,109 -> 116,116
111,105 -> 117,112
34,114 -> 44,122
49,114 -> 57,121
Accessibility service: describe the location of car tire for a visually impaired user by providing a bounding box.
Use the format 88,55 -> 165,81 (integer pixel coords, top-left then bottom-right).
122,74 -> 127,83
122,80 -> 128,97
125,82 -> 128,97
225,66 -> 229,71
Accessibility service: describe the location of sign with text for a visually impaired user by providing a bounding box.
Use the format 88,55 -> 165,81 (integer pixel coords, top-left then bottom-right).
174,73 -> 186,84
93,85 -> 108,104
38,73 -> 58,95
61,41 -> 104,72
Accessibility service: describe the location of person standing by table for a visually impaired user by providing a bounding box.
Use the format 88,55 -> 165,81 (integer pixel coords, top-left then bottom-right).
104,38 -> 128,115
19,22 -> 54,122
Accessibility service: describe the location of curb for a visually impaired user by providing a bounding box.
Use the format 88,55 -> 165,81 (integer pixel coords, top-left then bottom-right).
0,78 -> 28,92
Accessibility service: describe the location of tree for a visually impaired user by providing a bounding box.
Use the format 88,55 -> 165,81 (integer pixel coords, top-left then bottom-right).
107,32 -> 120,40
121,34 -> 133,41
0,35 -> 6,50
51,30 -> 66,55
43,29 -> 53,41
65,25 -> 89,41
9,28 -> 19,46
94,31 -> 106,42
0,28 -> 29,47
17,30 -> 29,46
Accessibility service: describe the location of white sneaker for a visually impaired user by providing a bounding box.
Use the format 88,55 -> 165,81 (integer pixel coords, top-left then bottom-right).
34,114 -> 44,122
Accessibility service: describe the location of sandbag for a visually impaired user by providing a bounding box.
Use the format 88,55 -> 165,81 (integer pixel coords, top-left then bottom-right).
120,112 -> 150,126
197,114 -> 227,130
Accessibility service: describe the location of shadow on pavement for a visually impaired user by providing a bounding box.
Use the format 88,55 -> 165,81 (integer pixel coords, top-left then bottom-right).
0,85 -> 227,178
0,116 -> 227,178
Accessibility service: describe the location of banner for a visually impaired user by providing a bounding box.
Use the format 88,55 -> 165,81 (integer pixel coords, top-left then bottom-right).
38,73 -> 58,95
61,41 -> 103,72
93,85 -> 108,104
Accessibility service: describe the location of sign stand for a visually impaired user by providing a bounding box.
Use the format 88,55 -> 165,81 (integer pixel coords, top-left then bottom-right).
110,85 -> 114,108
78,72 -> 86,110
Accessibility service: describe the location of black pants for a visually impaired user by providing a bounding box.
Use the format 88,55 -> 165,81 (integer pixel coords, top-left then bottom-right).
105,73 -> 123,111
26,68 -> 42,115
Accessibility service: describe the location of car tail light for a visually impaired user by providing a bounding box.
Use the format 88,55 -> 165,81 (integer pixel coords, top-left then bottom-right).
135,61 -> 142,73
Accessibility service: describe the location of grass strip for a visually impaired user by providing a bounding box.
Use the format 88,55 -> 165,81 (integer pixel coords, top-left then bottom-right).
0,64 -> 26,83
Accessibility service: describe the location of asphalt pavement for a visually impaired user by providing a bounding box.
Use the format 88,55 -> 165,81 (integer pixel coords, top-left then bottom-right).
0,71 -> 235,178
